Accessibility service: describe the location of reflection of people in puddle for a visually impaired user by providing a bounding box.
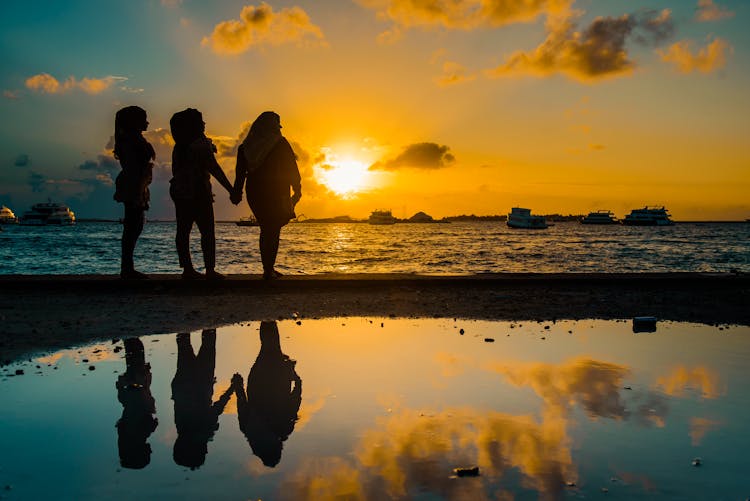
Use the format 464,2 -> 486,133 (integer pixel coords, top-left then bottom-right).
232,321 -> 302,467
171,329 -> 233,469
116,337 -> 158,469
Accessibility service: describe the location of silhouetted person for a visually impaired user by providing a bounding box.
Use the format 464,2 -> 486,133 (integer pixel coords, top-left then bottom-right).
171,329 -> 233,469
113,106 -> 155,279
231,112 -> 301,280
232,321 -> 302,467
115,337 -> 158,469
169,108 -> 234,280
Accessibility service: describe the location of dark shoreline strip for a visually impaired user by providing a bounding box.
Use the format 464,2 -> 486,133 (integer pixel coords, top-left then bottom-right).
1,273 -> 748,364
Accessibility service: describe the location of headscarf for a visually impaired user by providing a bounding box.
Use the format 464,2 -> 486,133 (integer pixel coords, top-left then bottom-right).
241,111 -> 282,173
170,108 -> 204,146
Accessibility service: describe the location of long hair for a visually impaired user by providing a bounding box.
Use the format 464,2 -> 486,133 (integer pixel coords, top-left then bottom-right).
114,106 -> 148,160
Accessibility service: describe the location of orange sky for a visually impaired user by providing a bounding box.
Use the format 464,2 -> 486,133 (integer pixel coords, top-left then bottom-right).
1,1 -> 748,220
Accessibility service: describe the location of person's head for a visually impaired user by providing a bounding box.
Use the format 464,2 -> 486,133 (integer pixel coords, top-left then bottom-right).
249,111 -> 281,138
114,106 -> 148,159
173,434 -> 208,470
170,108 -> 205,146
259,320 -> 282,356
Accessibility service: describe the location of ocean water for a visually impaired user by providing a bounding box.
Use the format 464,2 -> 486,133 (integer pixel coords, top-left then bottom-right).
2,318 -> 749,500
0,221 -> 748,275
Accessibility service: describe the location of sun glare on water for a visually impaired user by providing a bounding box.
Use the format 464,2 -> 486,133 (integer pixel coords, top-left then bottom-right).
315,157 -> 373,198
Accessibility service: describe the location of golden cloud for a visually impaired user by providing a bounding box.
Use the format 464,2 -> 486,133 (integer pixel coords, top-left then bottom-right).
695,0 -> 734,22
658,37 -> 733,74
655,366 -> 724,399
201,2 -> 326,55
689,417 -> 722,446
281,407 -> 575,500
25,73 -> 126,95
436,61 -> 476,87
490,356 -> 631,420
358,0 -> 573,31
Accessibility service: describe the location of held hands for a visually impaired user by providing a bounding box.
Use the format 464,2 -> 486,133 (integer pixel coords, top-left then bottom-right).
230,187 -> 242,205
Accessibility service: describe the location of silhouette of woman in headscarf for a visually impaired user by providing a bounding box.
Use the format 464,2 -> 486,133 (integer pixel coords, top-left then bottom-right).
170,329 -> 233,469
115,337 -> 158,469
231,321 -> 302,467
169,108 -> 234,280
113,106 -> 155,279
231,112 -> 301,280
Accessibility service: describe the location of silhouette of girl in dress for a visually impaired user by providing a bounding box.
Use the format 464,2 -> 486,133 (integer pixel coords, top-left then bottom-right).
113,106 -> 154,279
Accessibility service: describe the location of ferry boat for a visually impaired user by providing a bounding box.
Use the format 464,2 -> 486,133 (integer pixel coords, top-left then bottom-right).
368,209 -> 397,225
19,201 -> 76,225
580,210 -> 619,225
235,215 -> 259,227
0,205 -> 18,224
507,207 -> 548,229
622,206 -> 674,226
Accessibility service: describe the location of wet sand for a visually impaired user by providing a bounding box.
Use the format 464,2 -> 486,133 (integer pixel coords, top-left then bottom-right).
1,273 -> 748,363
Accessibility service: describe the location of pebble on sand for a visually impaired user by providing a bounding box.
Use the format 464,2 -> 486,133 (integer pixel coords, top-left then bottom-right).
484,338 -> 495,343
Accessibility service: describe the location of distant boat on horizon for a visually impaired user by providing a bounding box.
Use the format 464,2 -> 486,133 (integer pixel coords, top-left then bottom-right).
507,207 -> 548,229
368,209 -> 397,225
235,215 -> 259,227
580,210 -> 619,225
19,200 -> 75,226
0,205 -> 18,224
622,206 -> 674,226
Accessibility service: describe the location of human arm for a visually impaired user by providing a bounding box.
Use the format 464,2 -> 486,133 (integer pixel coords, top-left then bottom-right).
285,141 -> 302,206
231,145 -> 247,205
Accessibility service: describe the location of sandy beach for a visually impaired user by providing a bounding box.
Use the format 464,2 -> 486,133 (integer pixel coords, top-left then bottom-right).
1,272 -> 748,363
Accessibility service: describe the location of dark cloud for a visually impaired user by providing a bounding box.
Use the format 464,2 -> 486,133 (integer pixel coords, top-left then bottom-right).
28,171 -> 47,193
78,154 -> 119,176
488,9 -> 675,82
634,9 -> 675,46
370,142 -> 456,171
14,154 -> 30,167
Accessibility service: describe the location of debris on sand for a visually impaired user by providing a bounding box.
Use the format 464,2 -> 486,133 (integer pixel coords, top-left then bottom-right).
453,466 -> 479,477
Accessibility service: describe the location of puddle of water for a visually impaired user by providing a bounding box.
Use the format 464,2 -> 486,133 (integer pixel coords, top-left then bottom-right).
1,318 -> 749,500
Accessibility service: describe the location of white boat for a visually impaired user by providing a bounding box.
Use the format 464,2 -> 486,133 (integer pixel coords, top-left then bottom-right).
507,207 -> 548,229
368,209 -> 397,225
622,206 -> 674,226
0,205 -> 18,224
580,210 -> 619,225
19,201 -> 76,225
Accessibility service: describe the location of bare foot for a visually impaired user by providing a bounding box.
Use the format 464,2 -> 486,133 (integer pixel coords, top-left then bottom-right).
181,268 -> 204,280
206,270 -> 226,280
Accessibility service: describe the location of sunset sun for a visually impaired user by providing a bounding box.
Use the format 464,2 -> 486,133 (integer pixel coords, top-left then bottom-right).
315,157 -> 373,198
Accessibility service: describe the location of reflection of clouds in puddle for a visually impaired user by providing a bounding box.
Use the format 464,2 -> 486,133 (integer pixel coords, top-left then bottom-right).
488,357 -> 631,420
434,352 -> 471,378
656,366 -> 724,399
281,457 -> 364,499
487,357 -> 673,428
689,417 -> 723,446
282,408 -> 574,500
612,470 -> 658,492
36,344 -> 119,365
296,392 -> 330,431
